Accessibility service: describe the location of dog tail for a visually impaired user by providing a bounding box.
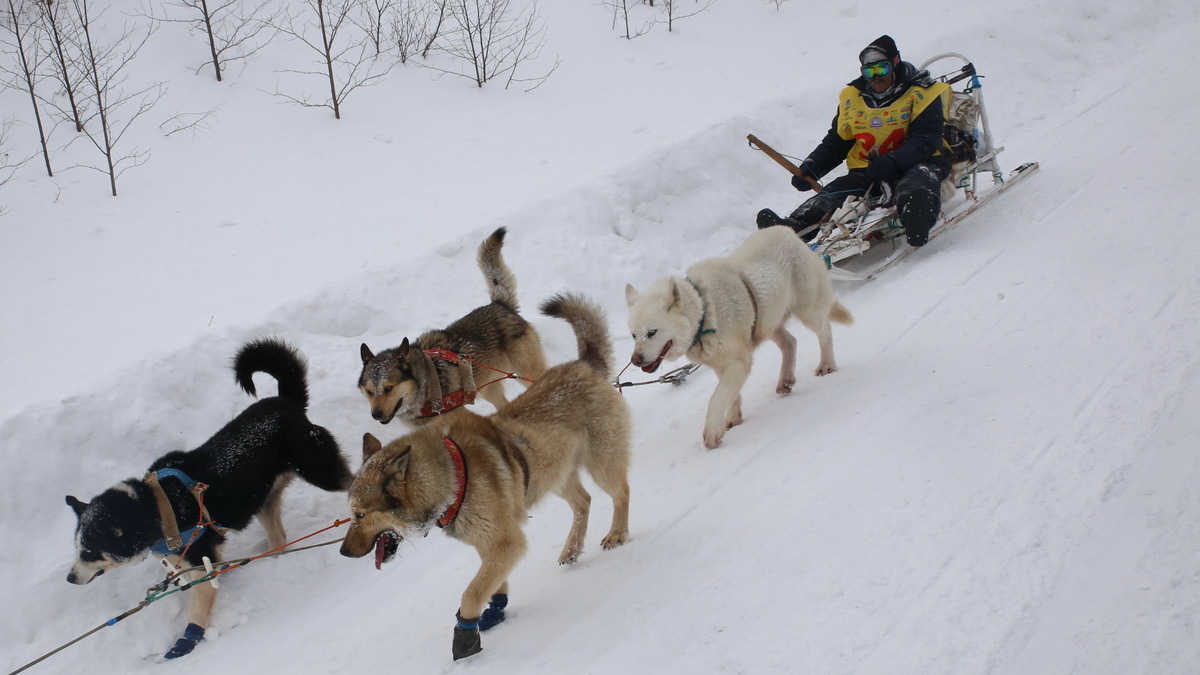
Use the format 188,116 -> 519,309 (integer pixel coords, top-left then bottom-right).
830,300 -> 854,326
477,226 -> 520,311
233,337 -> 310,408
539,292 -> 614,375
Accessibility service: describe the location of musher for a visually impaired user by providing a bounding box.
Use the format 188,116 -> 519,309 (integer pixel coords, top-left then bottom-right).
757,35 -> 952,248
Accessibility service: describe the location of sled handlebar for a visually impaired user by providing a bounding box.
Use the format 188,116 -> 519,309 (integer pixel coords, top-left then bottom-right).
747,134 -> 822,192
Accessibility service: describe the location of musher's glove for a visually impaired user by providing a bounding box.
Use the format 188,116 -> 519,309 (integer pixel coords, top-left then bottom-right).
790,167 -> 816,192
863,154 -> 899,185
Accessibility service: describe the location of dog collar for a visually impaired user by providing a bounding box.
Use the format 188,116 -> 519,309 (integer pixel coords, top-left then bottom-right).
436,437 -> 468,528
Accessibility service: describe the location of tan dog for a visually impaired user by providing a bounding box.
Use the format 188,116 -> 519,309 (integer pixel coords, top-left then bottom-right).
341,292 -> 632,661
626,225 -> 853,449
359,227 -> 547,425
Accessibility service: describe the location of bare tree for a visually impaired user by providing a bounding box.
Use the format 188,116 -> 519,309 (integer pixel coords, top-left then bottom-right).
35,0 -> 86,132
269,0 -> 395,119
60,0 -> 164,196
659,0 -> 714,32
420,0 -> 447,58
602,0 -> 652,40
429,0 -> 556,90
146,0 -> 280,81
352,0 -> 395,56
0,0 -> 54,175
388,0 -> 445,63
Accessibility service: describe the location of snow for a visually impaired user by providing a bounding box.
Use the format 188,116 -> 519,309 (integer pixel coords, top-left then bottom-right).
3,1 -> 1199,673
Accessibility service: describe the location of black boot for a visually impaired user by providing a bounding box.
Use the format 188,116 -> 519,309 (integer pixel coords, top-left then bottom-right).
452,611 -> 483,660
756,208 -> 807,235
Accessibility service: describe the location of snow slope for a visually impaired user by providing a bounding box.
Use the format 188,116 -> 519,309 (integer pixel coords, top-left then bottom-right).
2,1 -> 1198,673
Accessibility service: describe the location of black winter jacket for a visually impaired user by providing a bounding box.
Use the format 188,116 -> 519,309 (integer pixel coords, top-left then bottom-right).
800,61 -> 947,183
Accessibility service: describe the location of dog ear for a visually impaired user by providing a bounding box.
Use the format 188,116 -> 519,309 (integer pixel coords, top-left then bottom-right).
396,338 -> 410,360
65,495 -> 89,518
360,343 -> 375,364
667,279 -> 682,311
386,446 -> 412,479
624,283 -> 639,307
362,433 -> 383,462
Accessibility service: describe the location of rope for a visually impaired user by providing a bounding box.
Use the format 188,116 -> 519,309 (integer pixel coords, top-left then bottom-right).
6,518 -> 350,675
614,362 -> 703,392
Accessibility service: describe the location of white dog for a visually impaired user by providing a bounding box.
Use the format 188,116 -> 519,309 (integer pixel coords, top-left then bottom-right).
625,225 -> 853,448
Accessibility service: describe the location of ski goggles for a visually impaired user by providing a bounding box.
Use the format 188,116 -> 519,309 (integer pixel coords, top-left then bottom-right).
861,61 -> 892,79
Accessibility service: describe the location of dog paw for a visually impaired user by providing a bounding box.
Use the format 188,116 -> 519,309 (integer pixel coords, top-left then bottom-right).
776,379 -> 795,394
814,363 -> 838,376
703,429 -> 724,449
558,552 -> 580,565
600,529 -> 628,550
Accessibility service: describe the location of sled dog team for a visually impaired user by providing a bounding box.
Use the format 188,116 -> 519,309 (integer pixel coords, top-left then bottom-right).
65,225 -> 851,662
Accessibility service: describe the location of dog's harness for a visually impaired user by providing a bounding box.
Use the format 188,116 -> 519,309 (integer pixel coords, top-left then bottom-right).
436,437 -> 469,528
683,277 -> 760,347
685,278 -> 718,348
146,469 -> 227,555
416,349 -> 478,418
739,275 -> 760,340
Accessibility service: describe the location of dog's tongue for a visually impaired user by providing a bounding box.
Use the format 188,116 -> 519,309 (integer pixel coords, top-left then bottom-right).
374,534 -> 387,570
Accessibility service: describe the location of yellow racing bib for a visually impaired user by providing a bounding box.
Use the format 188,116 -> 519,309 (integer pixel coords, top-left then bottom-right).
837,82 -> 950,168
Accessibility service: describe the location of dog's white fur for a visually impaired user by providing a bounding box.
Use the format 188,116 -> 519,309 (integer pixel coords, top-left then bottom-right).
625,225 -> 853,448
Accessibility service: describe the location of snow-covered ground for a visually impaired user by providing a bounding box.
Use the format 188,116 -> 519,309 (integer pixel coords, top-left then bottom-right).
3,1 -> 1198,673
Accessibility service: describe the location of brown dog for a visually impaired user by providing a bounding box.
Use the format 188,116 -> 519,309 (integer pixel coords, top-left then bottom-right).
341,292 -> 632,661
359,227 -> 548,425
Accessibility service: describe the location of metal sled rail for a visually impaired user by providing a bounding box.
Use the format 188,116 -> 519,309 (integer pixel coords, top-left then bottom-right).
827,160 -> 1039,282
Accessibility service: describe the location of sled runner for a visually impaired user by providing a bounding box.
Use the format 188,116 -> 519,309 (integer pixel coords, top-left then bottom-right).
751,52 -> 1039,282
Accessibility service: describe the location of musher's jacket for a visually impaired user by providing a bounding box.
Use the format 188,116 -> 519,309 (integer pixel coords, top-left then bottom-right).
801,61 -> 951,182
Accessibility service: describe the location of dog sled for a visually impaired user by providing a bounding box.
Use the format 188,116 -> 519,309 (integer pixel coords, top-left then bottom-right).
750,52 -> 1039,282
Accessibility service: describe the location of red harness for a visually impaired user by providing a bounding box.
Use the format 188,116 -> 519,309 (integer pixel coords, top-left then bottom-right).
416,349 -> 477,418
436,437 -> 468,528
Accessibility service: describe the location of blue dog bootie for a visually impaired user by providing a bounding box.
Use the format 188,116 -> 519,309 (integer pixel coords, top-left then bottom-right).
479,593 -> 508,631
164,622 -> 205,659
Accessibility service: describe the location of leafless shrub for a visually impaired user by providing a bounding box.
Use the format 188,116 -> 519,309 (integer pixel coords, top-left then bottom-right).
35,0 -> 86,132
390,0 -> 446,63
0,0 -> 54,175
660,0 -> 714,32
602,0 -> 653,40
268,0 -> 396,119
145,0 -> 281,82
159,107 -> 220,138
425,0 -> 557,90
58,0 -> 164,196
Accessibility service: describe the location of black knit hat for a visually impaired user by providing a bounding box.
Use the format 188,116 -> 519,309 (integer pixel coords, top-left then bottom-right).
859,35 -> 900,66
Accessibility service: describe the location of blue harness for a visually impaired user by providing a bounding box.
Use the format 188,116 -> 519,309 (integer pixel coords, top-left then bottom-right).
148,469 -> 222,555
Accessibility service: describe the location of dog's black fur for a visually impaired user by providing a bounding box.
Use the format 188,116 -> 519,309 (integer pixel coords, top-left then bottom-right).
65,337 -> 352,657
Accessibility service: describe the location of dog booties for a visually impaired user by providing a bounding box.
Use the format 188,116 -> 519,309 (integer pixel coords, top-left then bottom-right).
453,611 -> 483,660
164,622 -> 205,659
479,593 -> 508,631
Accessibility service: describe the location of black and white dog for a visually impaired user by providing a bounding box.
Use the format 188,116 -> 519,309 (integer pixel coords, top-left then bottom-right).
65,338 -> 352,659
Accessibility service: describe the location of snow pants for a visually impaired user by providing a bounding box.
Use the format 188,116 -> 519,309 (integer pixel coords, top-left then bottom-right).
788,157 -> 951,247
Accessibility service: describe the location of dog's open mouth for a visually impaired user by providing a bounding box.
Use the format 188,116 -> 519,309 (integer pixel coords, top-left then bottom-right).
374,530 -> 401,569
640,340 -> 673,373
